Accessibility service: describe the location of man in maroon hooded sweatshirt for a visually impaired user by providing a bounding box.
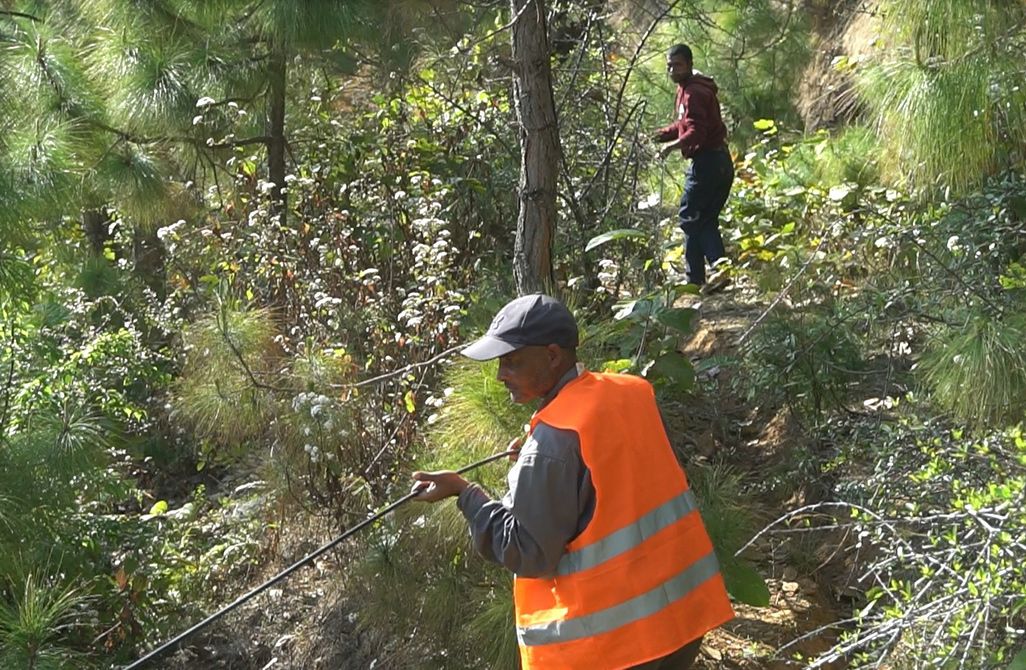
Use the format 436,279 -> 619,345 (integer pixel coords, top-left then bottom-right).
653,44 -> 734,292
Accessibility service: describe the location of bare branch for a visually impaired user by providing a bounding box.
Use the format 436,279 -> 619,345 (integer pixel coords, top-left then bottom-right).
0,10 -> 42,22
456,0 -> 536,54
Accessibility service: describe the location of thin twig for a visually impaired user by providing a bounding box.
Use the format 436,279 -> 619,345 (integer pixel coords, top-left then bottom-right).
456,0 -> 536,55
331,344 -> 467,390
0,10 -> 42,22
737,234 -> 827,345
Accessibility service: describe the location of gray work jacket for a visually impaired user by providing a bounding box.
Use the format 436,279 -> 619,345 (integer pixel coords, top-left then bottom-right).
457,366 -> 596,578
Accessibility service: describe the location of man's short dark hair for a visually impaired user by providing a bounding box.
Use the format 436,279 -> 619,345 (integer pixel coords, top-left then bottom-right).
668,44 -> 693,62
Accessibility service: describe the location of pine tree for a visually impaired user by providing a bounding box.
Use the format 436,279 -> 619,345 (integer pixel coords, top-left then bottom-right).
857,0 -> 1026,194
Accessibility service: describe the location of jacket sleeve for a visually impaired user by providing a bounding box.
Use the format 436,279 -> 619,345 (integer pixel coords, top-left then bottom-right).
456,422 -> 587,578
655,122 -> 679,142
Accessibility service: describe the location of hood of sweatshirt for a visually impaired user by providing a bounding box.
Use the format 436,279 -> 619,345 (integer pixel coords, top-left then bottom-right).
682,73 -> 718,95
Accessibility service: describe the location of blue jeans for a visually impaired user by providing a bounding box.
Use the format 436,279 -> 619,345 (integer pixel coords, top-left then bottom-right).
678,147 -> 734,284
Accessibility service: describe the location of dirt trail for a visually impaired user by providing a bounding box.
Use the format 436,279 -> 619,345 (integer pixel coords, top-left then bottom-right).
673,289 -> 846,669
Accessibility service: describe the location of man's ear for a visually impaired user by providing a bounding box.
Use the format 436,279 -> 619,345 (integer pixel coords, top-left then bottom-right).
545,344 -> 563,366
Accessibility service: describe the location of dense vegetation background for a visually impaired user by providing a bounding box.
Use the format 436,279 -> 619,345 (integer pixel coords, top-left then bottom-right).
1,0 -> 1025,668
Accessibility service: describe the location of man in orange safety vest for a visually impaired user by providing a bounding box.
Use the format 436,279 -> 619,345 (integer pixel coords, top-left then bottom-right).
413,294 -> 734,669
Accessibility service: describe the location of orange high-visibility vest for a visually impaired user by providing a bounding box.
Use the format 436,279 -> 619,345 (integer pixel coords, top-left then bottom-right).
515,371 -> 734,669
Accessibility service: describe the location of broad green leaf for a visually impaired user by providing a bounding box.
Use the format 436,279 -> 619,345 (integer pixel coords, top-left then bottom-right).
651,353 -> 695,390
613,299 -> 654,321
828,184 -> 853,201
753,118 -> 776,131
613,300 -> 637,320
404,390 -> 416,413
656,307 -> 697,334
585,228 -> 646,252
148,500 -> 168,517
1009,647 -> 1026,670
721,558 -> 771,607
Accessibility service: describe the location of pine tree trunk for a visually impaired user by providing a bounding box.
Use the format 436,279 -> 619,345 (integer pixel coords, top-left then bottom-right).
267,47 -> 287,226
82,208 -> 109,254
133,225 -> 166,302
510,0 -> 559,295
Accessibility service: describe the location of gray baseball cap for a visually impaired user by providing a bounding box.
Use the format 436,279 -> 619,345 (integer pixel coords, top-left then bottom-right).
462,294 -> 579,361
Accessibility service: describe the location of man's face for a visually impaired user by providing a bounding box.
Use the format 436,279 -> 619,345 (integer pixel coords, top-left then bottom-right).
496,345 -> 562,404
666,55 -> 692,85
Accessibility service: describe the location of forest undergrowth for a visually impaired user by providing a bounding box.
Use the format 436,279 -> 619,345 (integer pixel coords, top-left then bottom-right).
3,1 -> 1026,669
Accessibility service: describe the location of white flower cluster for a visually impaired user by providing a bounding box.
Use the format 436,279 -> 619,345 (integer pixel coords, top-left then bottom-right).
283,173 -> 315,188
357,267 -> 382,287
292,391 -> 332,413
313,291 -> 343,309
596,258 -> 619,293
293,392 -> 342,465
397,224 -> 465,335
423,387 -> 454,426
292,392 -> 337,432
157,220 -> 186,253
304,443 -> 322,463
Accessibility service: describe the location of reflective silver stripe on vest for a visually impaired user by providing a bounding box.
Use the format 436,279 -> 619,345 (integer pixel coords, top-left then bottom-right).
517,551 -> 721,646
556,488 -> 699,576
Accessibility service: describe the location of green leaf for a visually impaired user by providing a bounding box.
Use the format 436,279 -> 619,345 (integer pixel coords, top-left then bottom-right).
585,228 -> 646,253
1009,647 -> 1026,670
148,500 -> 168,517
656,308 -> 697,334
753,118 -> 776,131
651,353 -> 695,390
601,359 -> 634,373
613,299 -> 654,321
404,390 -> 416,413
721,559 -> 770,607
828,184 -> 853,201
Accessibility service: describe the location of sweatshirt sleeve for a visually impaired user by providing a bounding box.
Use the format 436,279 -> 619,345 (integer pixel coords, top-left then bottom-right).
655,122 -> 679,142
456,422 -> 585,578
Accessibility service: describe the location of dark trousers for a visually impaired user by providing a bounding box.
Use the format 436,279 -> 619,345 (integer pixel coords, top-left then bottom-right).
678,147 -> 734,285
629,636 -> 704,669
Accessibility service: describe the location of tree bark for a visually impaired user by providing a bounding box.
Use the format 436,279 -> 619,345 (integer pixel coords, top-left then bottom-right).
267,46 -> 288,226
510,0 -> 559,295
133,225 -> 166,301
82,208 -> 110,254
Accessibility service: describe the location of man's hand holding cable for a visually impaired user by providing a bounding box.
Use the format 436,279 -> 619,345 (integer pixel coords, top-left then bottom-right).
411,471 -> 470,502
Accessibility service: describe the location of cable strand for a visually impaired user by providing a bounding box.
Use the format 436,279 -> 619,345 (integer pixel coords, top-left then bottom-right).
122,449 -> 516,670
